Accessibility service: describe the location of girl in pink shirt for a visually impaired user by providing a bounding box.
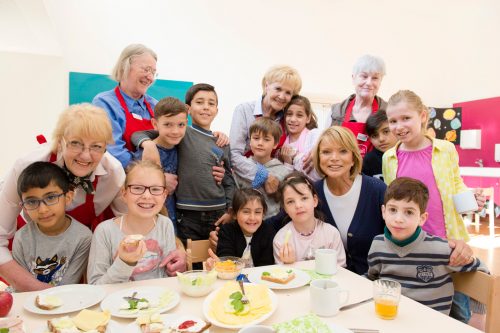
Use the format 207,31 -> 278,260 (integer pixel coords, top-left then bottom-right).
273,172 -> 346,266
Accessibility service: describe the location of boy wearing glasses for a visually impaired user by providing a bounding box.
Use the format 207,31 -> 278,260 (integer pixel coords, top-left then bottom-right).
12,162 -> 92,290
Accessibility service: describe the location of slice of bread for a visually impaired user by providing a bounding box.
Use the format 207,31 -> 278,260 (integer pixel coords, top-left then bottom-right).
261,269 -> 296,284
35,294 -> 63,310
168,316 -> 211,333
47,316 -> 79,333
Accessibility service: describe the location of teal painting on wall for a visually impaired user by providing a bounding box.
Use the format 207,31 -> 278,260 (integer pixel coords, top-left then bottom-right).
69,72 -> 193,104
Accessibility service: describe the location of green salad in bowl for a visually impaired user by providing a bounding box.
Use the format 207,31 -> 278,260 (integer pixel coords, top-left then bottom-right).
177,270 -> 217,297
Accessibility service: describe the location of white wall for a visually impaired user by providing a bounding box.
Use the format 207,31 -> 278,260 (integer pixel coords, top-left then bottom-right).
1,0 -> 499,173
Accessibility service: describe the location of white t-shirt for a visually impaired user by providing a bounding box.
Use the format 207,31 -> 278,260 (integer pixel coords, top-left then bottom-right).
323,174 -> 362,249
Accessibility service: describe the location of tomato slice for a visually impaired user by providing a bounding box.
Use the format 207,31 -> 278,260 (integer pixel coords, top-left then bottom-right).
178,320 -> 196,329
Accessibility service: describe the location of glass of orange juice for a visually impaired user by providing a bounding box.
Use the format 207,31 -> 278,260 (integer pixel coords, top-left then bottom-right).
373,279 -> 401,320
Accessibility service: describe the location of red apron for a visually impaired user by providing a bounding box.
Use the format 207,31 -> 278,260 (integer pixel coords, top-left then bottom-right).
244,116 -> 287,158
341,99 -> 379,158
115,86 -> 154,151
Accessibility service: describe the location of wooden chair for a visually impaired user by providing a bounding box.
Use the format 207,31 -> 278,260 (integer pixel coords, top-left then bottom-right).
473,187 -> 496,239
186,239 -> 211,271
452,271 -> 500,333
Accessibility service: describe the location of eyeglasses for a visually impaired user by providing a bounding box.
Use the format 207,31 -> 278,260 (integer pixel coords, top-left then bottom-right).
20,193 -> 66,210
63,138 -> 106,155
139,66 -> 158,78
127,185 -> 166,196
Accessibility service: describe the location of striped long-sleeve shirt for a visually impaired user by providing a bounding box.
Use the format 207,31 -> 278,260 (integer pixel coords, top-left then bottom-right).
367,230 -> 488,315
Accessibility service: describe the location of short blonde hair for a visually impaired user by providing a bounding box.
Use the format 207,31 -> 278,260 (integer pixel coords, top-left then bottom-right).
111,44 -> 158,82
261,65 -> 302,96
51,104 -> 113,152
387,90 -> 429,130
313,126 -> 362,180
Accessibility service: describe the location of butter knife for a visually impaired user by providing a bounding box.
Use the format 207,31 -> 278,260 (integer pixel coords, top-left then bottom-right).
339,297 -> 373,311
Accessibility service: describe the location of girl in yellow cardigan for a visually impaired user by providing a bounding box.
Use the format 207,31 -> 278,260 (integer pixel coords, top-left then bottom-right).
382,89 -> 485,323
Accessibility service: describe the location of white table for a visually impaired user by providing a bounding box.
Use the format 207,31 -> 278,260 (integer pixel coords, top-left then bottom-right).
11,261 -> 481,332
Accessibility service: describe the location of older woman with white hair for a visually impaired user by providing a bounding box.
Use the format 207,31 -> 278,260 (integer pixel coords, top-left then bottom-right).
93,44 -> 158,168
329,54 -> 387,157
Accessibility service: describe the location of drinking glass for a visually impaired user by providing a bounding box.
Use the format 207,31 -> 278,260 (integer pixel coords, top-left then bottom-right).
373,279 -> 401,320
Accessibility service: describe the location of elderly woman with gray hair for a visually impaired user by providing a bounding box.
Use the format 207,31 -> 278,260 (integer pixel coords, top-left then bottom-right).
93,44 -> 158,168
329,54 -> 387,157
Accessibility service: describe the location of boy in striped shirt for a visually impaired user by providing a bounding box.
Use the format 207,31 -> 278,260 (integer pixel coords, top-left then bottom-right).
367,177 -> 488,315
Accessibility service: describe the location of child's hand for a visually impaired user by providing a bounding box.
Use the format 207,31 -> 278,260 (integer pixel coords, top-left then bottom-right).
204,248 -> 219,271
213,131 -> 230,147
280,145 -> 297,165
474,188 -> 486,211
164,173 -> 178,194
215,213 -> 232,226
301,152 -> 313,174
140,140 -> 161,166
212,163 -> 225,185
448,239 -> 473,266
209,227 -> 219,252
264,174 -> 280,194
278,242 -> 296,264
162,249 -> 187,276
118,239 -> 146,266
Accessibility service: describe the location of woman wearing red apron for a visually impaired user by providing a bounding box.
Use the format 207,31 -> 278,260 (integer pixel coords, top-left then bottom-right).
93,44 -> 159,168
330,54 -> 388,157
0,104 -> 127,291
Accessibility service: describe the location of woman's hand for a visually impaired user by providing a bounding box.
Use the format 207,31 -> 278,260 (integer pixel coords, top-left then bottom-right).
213,131 -> 229,147
278,242 -> 296,264
264,174 -> 280,194
140,140 -> 161,166
280,145 -> 297,165
448,239 -> 474,266
118,239 -> 146,266
474,188 -> 486,211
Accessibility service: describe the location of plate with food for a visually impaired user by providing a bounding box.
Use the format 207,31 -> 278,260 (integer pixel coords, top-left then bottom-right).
202,281 -> 277,329
100,286 -> 180,318
247,266 -> 311,290
34,309 -> 124,333
127,313 -> 211,333
24,284 -> 106,315
0,317 -> 26,333
272,313 -> 353,333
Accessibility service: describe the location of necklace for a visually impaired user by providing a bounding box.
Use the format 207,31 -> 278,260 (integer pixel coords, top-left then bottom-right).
297,219 -> 317,237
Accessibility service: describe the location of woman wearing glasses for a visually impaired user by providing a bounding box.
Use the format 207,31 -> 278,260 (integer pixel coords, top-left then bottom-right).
93,44 -> 158,168
0,103 -> 128,290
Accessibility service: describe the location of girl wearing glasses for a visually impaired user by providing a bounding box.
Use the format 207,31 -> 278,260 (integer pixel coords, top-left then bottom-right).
87,160 -> 181,284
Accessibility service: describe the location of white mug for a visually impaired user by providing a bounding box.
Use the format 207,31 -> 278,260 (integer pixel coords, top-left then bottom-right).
453,190 -> 478,214
315,248 -> 337,275
310,279 -> 349,317
238,325 -> 275,333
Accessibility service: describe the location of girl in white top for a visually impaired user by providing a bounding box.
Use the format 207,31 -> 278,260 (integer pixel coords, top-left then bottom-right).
273,172 -> 346,266
87,160 -> 179,284
280,96 -> 321,181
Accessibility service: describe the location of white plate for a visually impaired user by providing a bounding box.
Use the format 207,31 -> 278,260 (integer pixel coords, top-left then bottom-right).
35,320 -> 123,333
100,286 -> 180,318
202,283 -> 277,329
126,313 -> 211,333
247,267 -> 311,290
24,284 -> 106,315
329,322 -> 354,333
